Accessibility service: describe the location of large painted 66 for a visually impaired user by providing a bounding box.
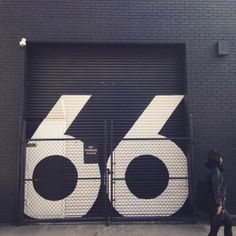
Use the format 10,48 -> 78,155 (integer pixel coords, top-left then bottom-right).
24,95 -> 188,219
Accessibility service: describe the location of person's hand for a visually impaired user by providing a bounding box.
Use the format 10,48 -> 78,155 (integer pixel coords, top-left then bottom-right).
216,206 -> 223,215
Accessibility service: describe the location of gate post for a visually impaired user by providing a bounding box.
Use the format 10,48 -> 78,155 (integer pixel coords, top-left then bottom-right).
110,120 -> 114,224
17,119 -> 27,224
104,120 -> 109,226
188,113 -> 196,221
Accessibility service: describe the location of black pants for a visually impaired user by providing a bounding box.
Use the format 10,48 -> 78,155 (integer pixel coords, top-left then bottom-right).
208,210 -> 233,236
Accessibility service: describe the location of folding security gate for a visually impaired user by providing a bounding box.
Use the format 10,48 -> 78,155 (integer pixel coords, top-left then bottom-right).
20,44 -> 192,223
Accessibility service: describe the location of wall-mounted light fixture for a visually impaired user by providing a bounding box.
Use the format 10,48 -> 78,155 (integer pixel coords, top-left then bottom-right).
19,38 -> 27,47
217,40 -> 229,56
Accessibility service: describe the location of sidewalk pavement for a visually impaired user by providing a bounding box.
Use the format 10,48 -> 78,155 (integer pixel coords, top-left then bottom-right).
0,223 -> 235,236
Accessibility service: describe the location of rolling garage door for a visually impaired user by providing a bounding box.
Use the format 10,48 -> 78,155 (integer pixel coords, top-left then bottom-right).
24,44 -> 191,222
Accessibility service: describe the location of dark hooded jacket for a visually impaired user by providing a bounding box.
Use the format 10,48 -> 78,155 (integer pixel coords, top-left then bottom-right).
204,149 -> 227,215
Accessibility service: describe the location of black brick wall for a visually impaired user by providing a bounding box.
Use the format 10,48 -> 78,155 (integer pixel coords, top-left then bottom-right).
0,0 -> 236,223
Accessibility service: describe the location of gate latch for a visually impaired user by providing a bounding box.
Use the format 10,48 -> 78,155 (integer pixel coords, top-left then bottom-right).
105,168 -> 110,195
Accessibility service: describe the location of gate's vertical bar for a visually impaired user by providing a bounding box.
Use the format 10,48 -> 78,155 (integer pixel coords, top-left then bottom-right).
110,120 -> 114,223
188,114 -> 196,221
18,120 -> 27,224
104,120 -> 109,226
16,116 -> 23,223
62,139 -> 65,219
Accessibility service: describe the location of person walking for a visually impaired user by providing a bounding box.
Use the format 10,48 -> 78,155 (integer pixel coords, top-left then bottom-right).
204,149 -> 233,236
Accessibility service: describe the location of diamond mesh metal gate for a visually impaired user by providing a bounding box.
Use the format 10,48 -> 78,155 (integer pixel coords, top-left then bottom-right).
107,119 -> 193,222
20,121 -> 192,224
23,138 -> 107,222
108,137 -> 192,222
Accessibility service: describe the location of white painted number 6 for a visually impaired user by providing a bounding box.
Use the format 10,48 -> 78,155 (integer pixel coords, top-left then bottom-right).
108,95 -> 188,216
25,95 -> 100,219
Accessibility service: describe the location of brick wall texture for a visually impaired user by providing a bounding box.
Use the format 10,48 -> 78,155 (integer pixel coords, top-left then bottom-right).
0,0 -> 236,222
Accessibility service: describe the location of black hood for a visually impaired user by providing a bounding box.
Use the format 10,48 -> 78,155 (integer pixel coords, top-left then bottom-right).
204,149 -> 224,172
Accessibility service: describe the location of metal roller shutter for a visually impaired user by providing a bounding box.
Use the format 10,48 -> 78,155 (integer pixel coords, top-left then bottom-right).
27,44 -> 186,138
